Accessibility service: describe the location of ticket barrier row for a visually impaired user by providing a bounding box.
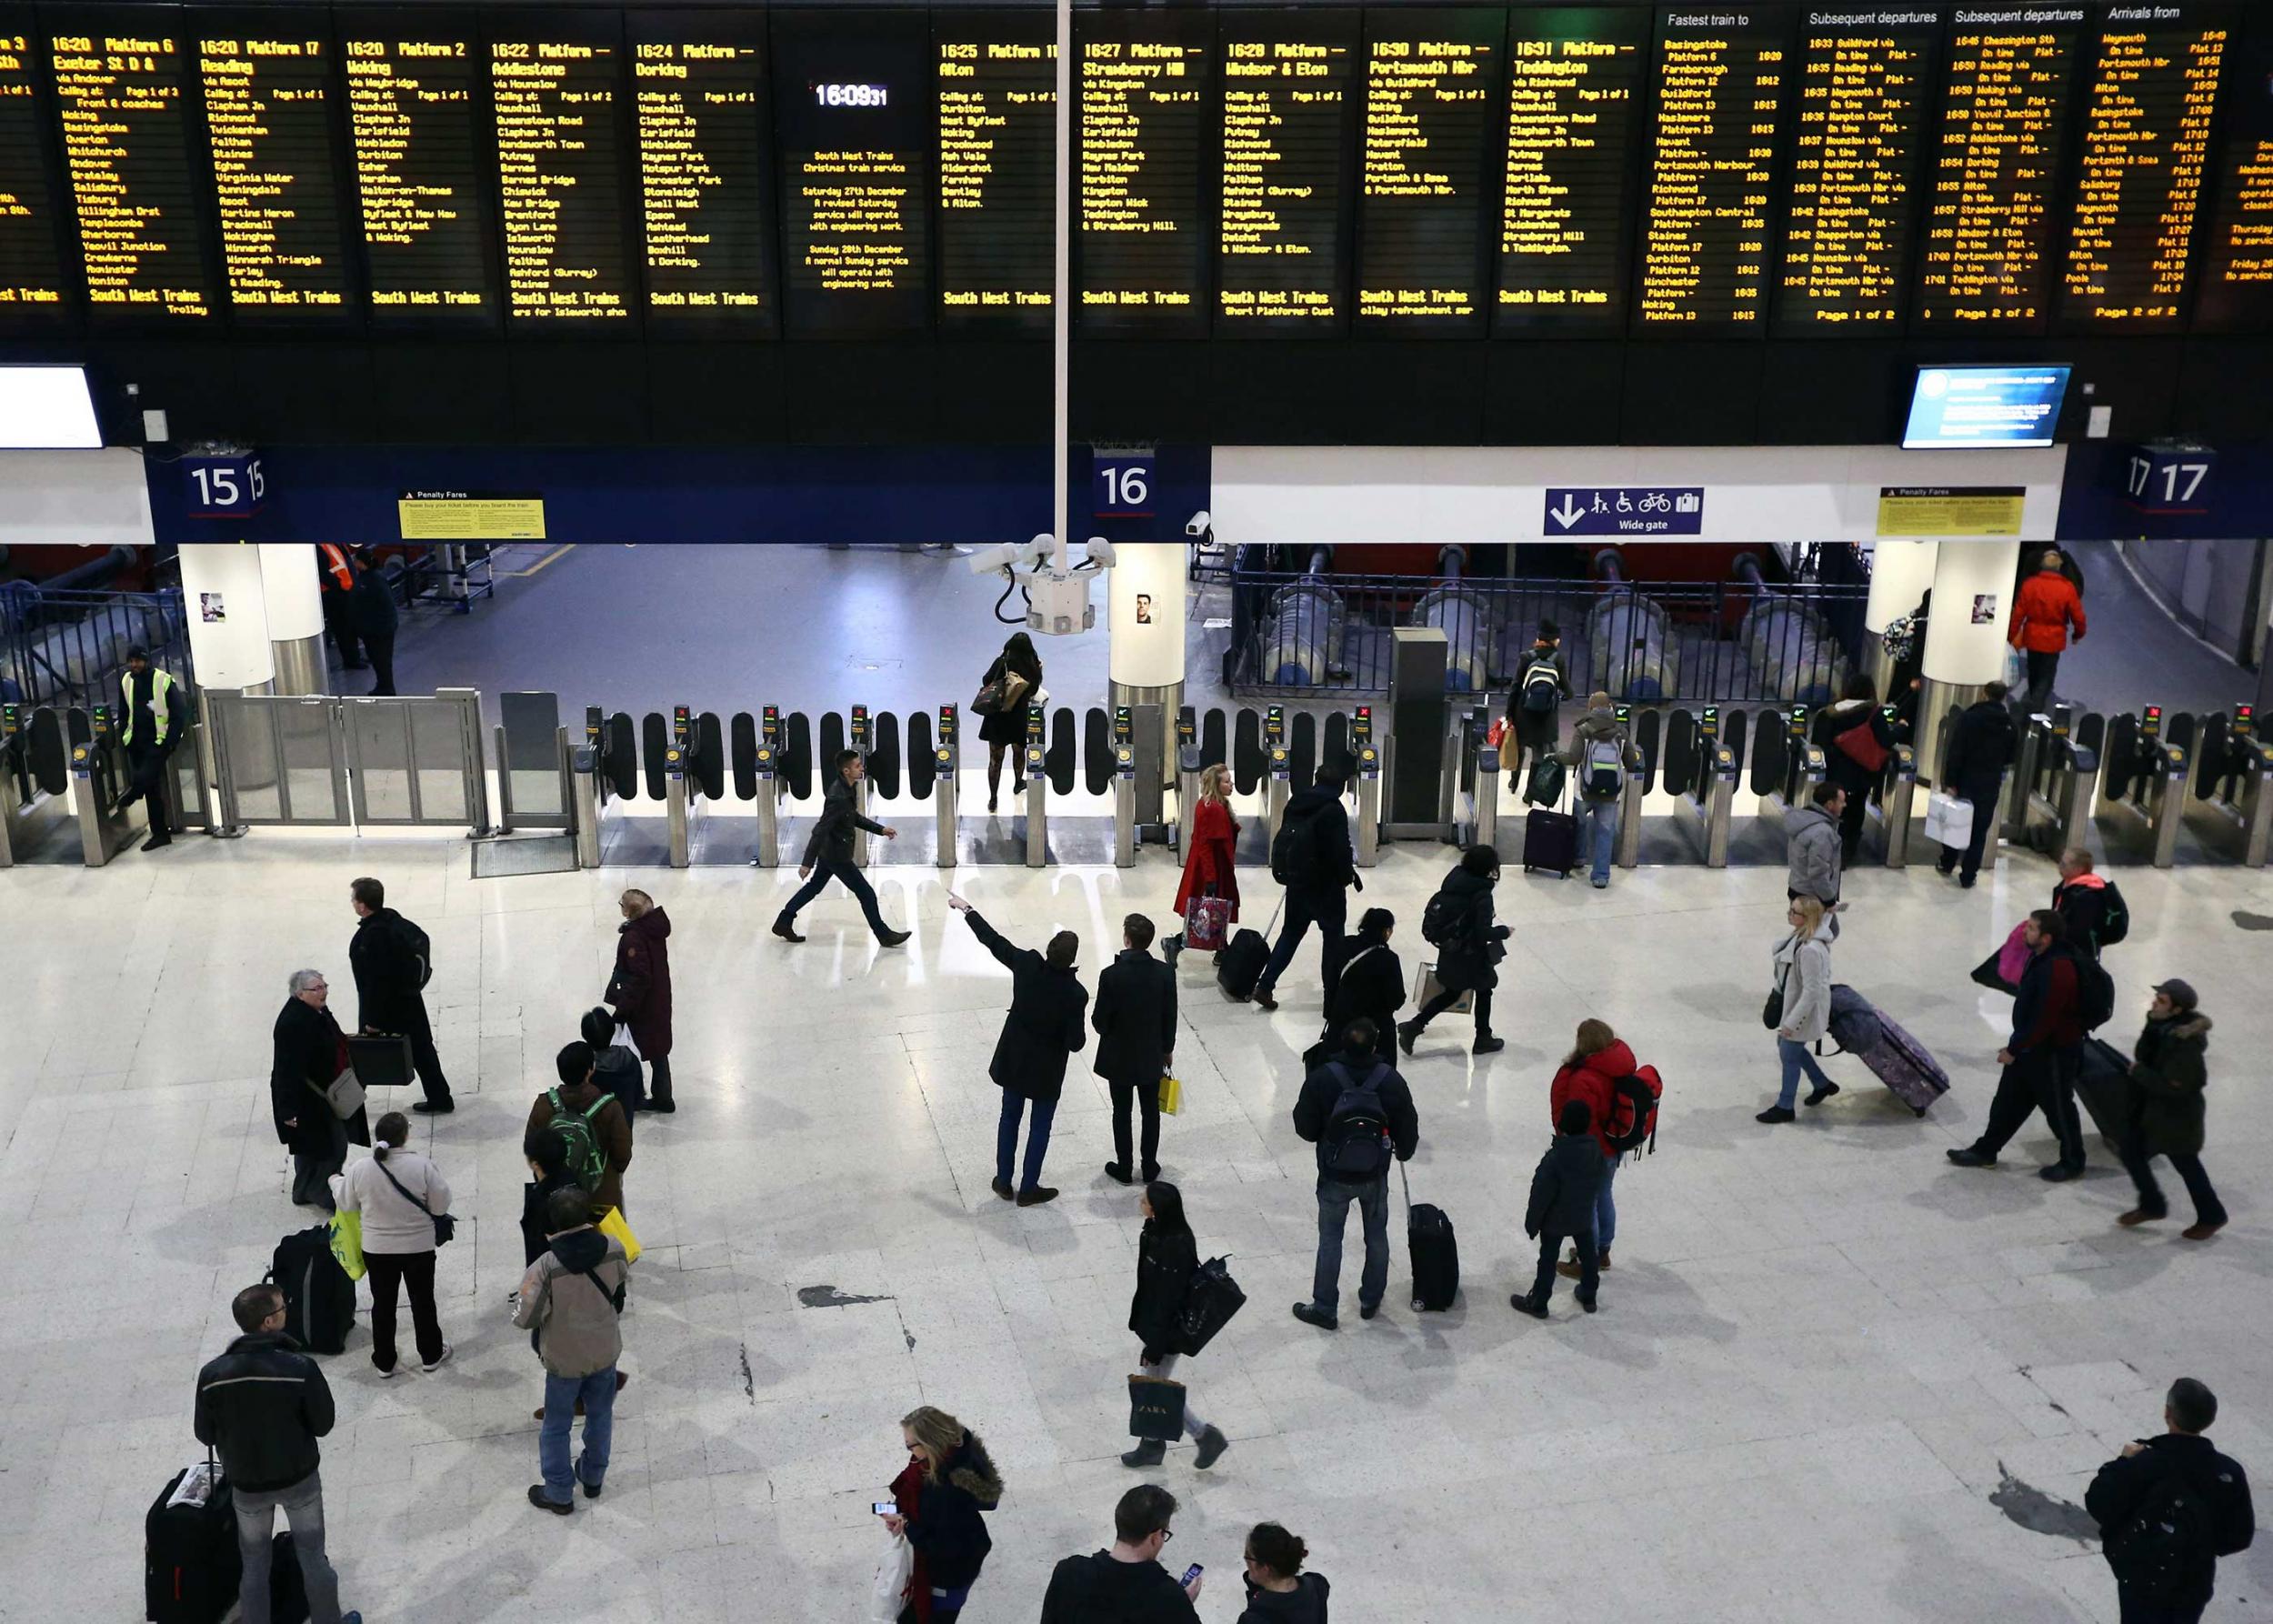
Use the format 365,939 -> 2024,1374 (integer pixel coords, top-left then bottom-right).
0,701 -> 208,867
2000,702 -> 2273,868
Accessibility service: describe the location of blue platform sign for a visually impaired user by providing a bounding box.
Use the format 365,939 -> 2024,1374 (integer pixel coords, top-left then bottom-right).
1093,448 -> 1156,517
1544,486 -> 1704,536
181,453 -> 267,519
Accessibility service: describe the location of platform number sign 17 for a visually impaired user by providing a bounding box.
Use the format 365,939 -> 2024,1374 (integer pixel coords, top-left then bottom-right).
1094,451 -> 1155,518
2122,448 -> 2213,514
184,453 -> 268,519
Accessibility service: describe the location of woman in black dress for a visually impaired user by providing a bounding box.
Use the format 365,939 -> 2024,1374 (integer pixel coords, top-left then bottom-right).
976,632 -> 1043,813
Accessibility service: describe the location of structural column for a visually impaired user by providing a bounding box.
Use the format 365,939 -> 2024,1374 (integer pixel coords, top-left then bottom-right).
1862,538 -> 1938,699
1107,542 -> 1188,824
1917,539 -> 2021,776
258,543 -> 327,696
176,544 -> 277,694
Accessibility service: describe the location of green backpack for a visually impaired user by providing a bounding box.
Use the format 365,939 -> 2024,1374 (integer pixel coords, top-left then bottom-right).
548,1088 -> 610,1192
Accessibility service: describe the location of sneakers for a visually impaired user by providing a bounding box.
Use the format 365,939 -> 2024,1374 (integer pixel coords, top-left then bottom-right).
527,1486 -> 573,1516
2038,1161 -> 2083,1183
1290,1302 -> 1337,1331
1193,1426 -> 1229,1470
1103,1161 -> 1134,1186
422,1344 -> 453,1374
1119,1439 -> 1166,1469
1590,876 -> 1608,889
376,1362 -> 401,1379
1803,1081 -> 1841,1108
1396,1022 -> 1420,1057
771,918 -> 805,944
2117,1208 -> 2166,1228
1510,1293 -> 1548,1319
1471,1035 -> 1505,1056
1015,1186 -> 1058,1207
2183,1220 -> 2226,1241
1946,1147 -> 1997,1168
877,928 -> 911,947
1755,1106 -> 1796,1125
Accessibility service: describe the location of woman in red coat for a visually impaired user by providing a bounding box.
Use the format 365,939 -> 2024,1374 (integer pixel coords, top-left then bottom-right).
606,889 -> 675,1113
1170,763 -> 1240,953
1547,1018 -> 1649,1274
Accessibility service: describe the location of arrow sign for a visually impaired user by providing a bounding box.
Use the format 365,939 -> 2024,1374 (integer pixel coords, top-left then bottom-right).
1542,487 -> 1705,537
1549,494 -> 1585,530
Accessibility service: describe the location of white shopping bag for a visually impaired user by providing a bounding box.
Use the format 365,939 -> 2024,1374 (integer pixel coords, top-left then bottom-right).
1923,792 -> 1973,849
866,1530 -> 913,1622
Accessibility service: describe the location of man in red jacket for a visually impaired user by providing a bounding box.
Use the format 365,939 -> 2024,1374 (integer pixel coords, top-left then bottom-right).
1948,908 -> 2088,1178
2010,548 -> 2087,715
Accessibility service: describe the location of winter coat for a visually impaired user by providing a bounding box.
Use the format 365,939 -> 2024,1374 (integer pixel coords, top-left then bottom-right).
1039,1553 -> 1201,1624
2010,571 -> 2086,654
589,1042 -> 646,1120
1526,1130 -> 1605,1239
1427,866 -> 1505,992
346,561 -> 398,639
897,1434 -> 1004,1594
1772,929 -> 1832,1045
1277,783 -> 1357,893
2129,1010 -> 2212,1158
1128,1222 -> 1198,1361
512,1225 -> 629,1378
2052,873 -> 2120,958
1239,1574 -> 1332,1624
270,997 -> 367,1155
965,909 -> 1088,1102
2009,943 -> 2085,1055
526,1081 -> 634,1217
803,773 -> 886,867
1944,698 -> 2018,790
338,1148 -> 451,1256
520,1168 -> 585,1267
1815,698 -> 1895,797
348,907 -> 431,1032
1554,706 -> 1638,805
1550,1038 -> 1640,1162
1292,1048 -> 1419,1180
2085,1433 -> 2254,1613
1507,644 -> 1572,752
976,650 -> 1042,747
1094,948 -> 1177,1085
1172,797 -> 1240,920
1324,935 -> 1405,1041
607,907 -> 674,1059
1785,804 -> 1842,903
194,1331 -> 334,1494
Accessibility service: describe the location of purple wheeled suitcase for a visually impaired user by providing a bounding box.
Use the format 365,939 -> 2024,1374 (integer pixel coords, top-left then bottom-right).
1855,1012 -> 1949,1116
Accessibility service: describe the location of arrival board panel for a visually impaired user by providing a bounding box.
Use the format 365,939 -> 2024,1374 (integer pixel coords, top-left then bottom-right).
2058,5 -> 2228,330
2197,16 -> 2273,329
0,11 -> 68,325
1495,5 -> 1647,334
1357,6 -> 1501,335
343,17 -> 499,330
49,15 -> 216,324
1774,7 -> 1938,333
1914,7 -> 2085,331
773,9 -> 931,336
1635,6 -> 1791,331
936,10 -> 1055,334
490,18 -> 635,325
1076,6 -> 1208,336
1216,6 -> 1357,334
195,23 -> 354,325
627,10 -> 778,335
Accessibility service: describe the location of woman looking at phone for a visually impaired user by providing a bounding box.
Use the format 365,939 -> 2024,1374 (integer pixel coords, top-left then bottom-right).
880,1405 -> 1001,1624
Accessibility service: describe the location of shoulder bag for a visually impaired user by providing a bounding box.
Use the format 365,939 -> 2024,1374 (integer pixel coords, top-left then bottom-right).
374,1158 -> 456,1247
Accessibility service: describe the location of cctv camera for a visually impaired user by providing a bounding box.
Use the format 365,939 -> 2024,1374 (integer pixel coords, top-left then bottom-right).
1185,510 -> 1212,538
966,536 -> 1054,576
1083,536 -> 1117,569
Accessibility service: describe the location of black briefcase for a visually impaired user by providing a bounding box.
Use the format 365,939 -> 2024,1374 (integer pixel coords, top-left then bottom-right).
346,1033 -> 415,1090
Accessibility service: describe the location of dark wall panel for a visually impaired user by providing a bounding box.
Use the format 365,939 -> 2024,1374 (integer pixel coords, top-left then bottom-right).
1483,342 -> 1623,446
1621,345 -> 1767,445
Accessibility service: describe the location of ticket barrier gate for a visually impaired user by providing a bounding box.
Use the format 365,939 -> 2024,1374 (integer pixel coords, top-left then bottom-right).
1263,707 -> 1291,837
1174,709 -> 1200,858
1754,707 -> 1822,834
1647,707 -> 1737,867
1112,709 -> 1137,868
1864,705 -> 1922,868
746,707 -> 786,868
0,705 -> 75,866
2096,707 -> 2186,868
1351,707 -> 1381,867
1024,727 -> 1048,869
2005,708 -> 2096,857
932,705 -> 960,868
569,706 -> 641,867
1472,741 -> 1502,854
71,705 -> 142,866
2186,706 -> 2273,867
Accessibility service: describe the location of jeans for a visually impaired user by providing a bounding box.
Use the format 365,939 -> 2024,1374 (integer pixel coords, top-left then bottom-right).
1531,1228 -> 1597,1307
234,1471 -> 344,1624
996,1090 -> 1056,1191
780,857 -> 889,936
1107,1074 -> 1160,1175
365,1248 -> 446,1371
1972,1047 -> 2086,1166
539,1366 -> 617,1505
1595,1156 -> 1618,1252
2120,1144 -> 2228,1227
1777,1037 -> 1837,1109
403,997 -> 452,1107
1256,886 -> 1348,999
1580,797 -> 1618,883
2020,649 -> 2059,715
1310,1174 -> 1389,1316
1414,983 -> 1495,1038
1135,1349 -> 1208,1440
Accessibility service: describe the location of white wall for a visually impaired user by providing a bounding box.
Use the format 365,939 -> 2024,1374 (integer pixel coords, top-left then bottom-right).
0,448 -> 154,546
1210,446 -> 2067,547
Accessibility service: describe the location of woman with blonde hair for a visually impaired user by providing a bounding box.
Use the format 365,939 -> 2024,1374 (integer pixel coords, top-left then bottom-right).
1759,895 -> 1838,1124
880,1405 -> 1002,1623
1167,760 -> 1240,957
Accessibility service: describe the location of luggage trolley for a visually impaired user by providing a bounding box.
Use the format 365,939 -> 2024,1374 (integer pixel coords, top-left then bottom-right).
2186,705 -> 2273,866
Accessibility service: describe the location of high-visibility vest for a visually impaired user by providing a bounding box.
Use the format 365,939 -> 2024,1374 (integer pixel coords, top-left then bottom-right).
120,667 -> 177,748
317,544 -> 354,593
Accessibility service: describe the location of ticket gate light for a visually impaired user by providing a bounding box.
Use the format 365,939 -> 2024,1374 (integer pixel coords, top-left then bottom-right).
1668,706 -> 1737,867
1473,742 -> 1501,854
2007,707 -> 2095,857
1173,707 -> 1200,855
1023,739 -> 1048,868
1353,740 -> 1382,867
1264,706 -> 1291,835
935,703 -> 960,869
2097,705 -> 2186,868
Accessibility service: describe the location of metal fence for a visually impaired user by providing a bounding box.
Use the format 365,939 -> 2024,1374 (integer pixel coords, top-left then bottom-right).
1223,557 -> 1873,705
0,585 -> 193,711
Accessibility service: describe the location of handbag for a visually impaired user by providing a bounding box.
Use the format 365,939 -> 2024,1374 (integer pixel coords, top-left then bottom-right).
308,1070 -> 364,1122
1127,1373 -> 1187,1442
596,1202 -> 643,1264
1171,1256 -> 1247,1358
1762,956 -> 1789,1030
1525,754 -> 1567,807
1185,893 -> 1230,953
1157,1072 -> 1184,1117
375,1158 -> 456,1247
328,1209 -> 366,1282
1833,718 -> 1889,775
866,1530 -> 913,1624
1922,791 -> 1973,849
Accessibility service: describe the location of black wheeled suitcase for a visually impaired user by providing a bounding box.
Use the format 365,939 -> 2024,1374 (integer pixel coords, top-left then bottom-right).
1400,1165 -> 1459,1311
1522,808 -> 1578,877
269,1225 -> 355,1356
1216,898 -> 1278,1001
145,1454 -> 238,1624
2075,1038 -> 2133,1150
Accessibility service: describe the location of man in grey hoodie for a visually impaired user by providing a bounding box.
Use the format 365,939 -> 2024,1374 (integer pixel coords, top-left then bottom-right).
1551,693 -> 1639,888
1786,781 -> 1844,905
516,1187 -> 632,1514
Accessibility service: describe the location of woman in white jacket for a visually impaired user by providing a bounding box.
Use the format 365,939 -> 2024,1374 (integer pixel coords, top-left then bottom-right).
1758,897 -> 1839,1124
339,1110 -> 453,1376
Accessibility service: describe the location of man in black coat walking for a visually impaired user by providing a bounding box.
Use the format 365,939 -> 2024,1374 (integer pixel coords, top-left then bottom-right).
1515,1099 -> 1605,1318
1253,765 -> 1360,1014
773,749 -> 909,946
1094,913 -> 1177,1185
2086,1378 -> 2254,1624
1936,680 -> 2018,887
346,550 -> 399,697
347,876 -> 451,1113
951,894 -> 1088,1206
1290,1019 -> 1417,1329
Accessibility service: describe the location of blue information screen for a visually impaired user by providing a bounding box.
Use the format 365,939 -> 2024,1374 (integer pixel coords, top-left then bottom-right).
1902,366 -> 2070,449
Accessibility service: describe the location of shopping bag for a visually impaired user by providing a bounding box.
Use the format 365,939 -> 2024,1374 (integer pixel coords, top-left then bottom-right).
1484,717 -> 1510,750
1185,895 -> 1230,953
596,1204 -> 643,1265
1127,1374 -> 1187,1441
327,1209 -> 366,1282
866,1531 -> 912,1623
1922,791 -> 1973,849
1157,1073 -> 1184,1117
1415,960 -> 1474,1017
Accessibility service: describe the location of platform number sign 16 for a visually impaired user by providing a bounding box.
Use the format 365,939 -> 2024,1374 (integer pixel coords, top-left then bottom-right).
184,453 -> 267,518
1094,452 -> 1155,518
2123,448 -> 2213,514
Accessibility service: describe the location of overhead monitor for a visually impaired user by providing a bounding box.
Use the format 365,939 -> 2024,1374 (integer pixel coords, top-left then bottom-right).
1901,365 -> 2070,449
0,363 -> 102,447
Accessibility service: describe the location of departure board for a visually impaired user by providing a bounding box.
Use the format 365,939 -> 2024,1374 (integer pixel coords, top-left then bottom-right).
195,27 -> 353,325
49,21 -> 215,323
773,10 -> 931,336
1495,6 -> 1647,334
344,22 -> 497,329
1357,8 -> 1501,334
1076,9 -> 1209,336
1914,9 -> 2084,330
936,11 -> 1055,333
1216,8 -> 1357,335
2058,7 -> 2228,330
491,23 -> 634,325
1636,7 -> 1791,330
0,15 -> 68,324
1774,10 -> 1937,333
2197,24 -> 2273,330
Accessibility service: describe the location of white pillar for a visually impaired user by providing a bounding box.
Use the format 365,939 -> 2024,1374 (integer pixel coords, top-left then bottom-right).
176,544 -> 275,692
1865,539 -> 1939,632
257,543 -> 327,695
1921,540 -> 2021,686
1106,542 -> 1188,825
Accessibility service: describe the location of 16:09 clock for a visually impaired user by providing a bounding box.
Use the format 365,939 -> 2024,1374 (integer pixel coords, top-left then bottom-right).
813,82 -> 888,107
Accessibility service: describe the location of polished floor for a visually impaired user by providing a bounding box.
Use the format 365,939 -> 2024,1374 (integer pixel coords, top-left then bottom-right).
3,827 -> 2269,1621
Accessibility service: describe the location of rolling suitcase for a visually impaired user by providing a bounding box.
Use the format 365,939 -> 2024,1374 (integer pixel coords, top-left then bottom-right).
269,1224 -> 355,1356
1216,899 -> 1279,1001
1854,1011 -> 1949,1116
2074,1038 -> 2133,1150
145,1450 -> 238,1624
1399,1164 -> 1459,1311
1522,807 -> 1577,877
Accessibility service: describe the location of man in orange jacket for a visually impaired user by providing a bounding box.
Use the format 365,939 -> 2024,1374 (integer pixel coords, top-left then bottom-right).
2010,548 -> 2086,714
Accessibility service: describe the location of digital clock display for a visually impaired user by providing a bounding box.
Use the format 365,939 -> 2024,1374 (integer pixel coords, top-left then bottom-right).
815,82 -> 887,107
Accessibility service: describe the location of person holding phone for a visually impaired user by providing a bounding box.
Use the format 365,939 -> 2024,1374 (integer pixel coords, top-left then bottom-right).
879,1406 -> 1002,1624
1238,1522 -> 1329,1622
1121,1181 -> 1229,1471
1039,1485 -> 1203,1621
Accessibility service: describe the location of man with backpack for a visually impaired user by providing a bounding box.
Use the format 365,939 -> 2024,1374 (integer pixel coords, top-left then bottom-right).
1505,620 -> 1571,787
2054,847 -> 2129,959
1289,1018 -> 1418,1329
2086,1378 -> 2254,1624
1552,693 -> 1638,888
516,1185 -> 634,1514
1251,763 -> 1360,1014
348,877 -> 453,1114
1948,909 -> 2102,1180
526,1042 -> 634,1219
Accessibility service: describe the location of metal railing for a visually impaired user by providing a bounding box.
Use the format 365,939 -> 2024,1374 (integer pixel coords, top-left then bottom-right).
0,585 -> 193,711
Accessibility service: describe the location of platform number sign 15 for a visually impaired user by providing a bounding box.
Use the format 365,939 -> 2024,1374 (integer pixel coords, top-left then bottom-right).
2122,447 -> 2213,515
184,453 -> 267,519
1094,451 -> 1155,518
